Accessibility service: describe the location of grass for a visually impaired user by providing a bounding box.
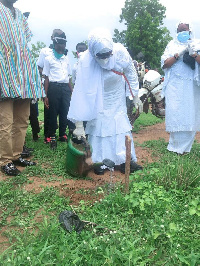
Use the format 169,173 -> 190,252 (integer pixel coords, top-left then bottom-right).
0,101 -> 200,265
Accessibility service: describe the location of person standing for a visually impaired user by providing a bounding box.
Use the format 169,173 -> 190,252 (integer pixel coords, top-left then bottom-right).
72,42 -> 87,85
161,21 -> 200,154
43,30 -> 74,149
0,0 -> 45,176
68,28 -> 142,174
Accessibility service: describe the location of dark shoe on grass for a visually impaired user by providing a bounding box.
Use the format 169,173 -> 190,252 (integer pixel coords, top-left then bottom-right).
1,163 -> 21,176
50,137 -> 57,150
23,145 -> 34,152
58,135 -> 68,142
13,157 -> 36,167
120,161 -> 143,174
94,164 -> 105,175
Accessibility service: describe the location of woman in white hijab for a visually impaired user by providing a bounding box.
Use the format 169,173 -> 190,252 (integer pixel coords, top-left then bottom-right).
68,28 -> 142,174
161,21 -> 200,155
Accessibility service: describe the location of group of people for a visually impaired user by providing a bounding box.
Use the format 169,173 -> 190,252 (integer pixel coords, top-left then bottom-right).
1,0 -> 200,177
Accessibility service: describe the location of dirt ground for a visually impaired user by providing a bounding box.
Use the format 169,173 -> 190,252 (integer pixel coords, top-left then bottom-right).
1,122 -> 200,253
1,122 -> 200,205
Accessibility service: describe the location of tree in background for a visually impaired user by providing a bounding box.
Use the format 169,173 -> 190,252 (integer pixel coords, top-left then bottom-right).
114,0 -> 172,70
31,41 -> 46,60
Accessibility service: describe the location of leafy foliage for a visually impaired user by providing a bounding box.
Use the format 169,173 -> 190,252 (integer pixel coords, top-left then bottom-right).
114,0 -> 172,69
31,41 -> 46,60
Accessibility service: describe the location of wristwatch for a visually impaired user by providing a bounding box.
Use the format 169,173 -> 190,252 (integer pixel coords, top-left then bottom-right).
194,50 -> 200,59
174,54 -> 179,60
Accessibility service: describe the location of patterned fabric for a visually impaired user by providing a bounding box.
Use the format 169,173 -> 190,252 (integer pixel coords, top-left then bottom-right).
0,3 -> 45,99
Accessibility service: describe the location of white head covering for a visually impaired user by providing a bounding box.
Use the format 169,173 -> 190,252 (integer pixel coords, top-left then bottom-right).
67,28 -> 132,122
88,28 -> 113,56
68,28 -> 112,122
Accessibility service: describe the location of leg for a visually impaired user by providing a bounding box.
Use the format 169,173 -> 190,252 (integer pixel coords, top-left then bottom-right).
0,100 -> 13,166
12,99 -> 30,160
58,85 -> 71,138
44,104 -> 50,138
29,101 -> 40,141
0,100 -> 21,176
48,84 -> 60,137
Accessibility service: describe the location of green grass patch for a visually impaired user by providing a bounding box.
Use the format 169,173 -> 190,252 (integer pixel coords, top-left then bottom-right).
133,112 -> 163,133
0,101 -> 199,265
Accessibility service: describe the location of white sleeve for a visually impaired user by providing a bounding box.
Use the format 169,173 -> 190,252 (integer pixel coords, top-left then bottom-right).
37,49 -> 45,68
43,57 -> 50,77
124,56 -> 139,97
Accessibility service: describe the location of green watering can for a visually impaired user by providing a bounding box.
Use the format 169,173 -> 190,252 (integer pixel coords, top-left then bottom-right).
66,135 -> 92,177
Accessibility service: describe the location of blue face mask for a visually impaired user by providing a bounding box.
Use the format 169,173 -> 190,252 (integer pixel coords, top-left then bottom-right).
177,31 -> 190,43
53,49 -> 64,59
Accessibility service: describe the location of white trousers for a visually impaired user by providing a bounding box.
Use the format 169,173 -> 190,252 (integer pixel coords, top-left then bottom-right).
167,131 -> 196,154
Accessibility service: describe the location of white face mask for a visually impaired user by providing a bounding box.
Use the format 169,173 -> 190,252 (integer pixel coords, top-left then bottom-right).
95,58 -> 110,68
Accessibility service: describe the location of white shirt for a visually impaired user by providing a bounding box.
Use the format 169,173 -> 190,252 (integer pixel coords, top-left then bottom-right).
43,53 -> 71,83
37,47 -> 52,69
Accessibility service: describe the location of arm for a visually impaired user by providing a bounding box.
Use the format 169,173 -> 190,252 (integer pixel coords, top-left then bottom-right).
44,76 -> 49,108
162,55 -> 179,69
124,56 -> 139,97
162,42 -> 188,69
190,53 -> 200,64
68,77 -> 73,93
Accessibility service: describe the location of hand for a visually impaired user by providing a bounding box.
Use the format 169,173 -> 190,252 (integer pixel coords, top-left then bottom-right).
178,47 -> 188,57
188,42 -> 197,56
44,97 -> 49,109
133,95 -> 143,113
73,121 -> 86,140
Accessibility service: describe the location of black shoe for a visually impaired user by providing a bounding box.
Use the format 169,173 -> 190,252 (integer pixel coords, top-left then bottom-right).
120,161 -> 143,174
12,157 -> 36,167
23,145 -> 34,152
58,135 -> 68,142
50,137 -> 57,150
94,164 -> 105,175
33,133 -> 39,141
20,150 -> 31,158
1,163 -> 21,176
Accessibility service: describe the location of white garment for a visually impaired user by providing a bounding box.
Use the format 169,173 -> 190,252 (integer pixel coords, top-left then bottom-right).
85,69 -> 137,164
72,61 -> 78,84
167,131 -> 196,154
37,47 -> 52,70
161,39 -> 200,132
68,28 -> 139,164
43,53 -> 71,83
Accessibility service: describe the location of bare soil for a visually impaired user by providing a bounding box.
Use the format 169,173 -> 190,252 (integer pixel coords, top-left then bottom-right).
1,122 -> 200,204
1,122 -> 200,252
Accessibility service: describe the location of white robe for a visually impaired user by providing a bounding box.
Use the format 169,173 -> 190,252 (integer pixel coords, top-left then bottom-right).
86,68 -> 137,164
68,36 -> 139,164
161,40 -> 200,132
161,39 -> 200,153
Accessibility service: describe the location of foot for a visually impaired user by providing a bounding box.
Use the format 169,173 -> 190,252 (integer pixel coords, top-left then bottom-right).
20,150 -> 32,158
33,134 -> 39,141
120,161 -> 143,174
58,135 -> 68,142
1,163 -> 21,176
94,164 -> 105,175
50,137 -> 57,150
44,137 -> 51,144
23,145 -> 34,152
12,157 -> 36,167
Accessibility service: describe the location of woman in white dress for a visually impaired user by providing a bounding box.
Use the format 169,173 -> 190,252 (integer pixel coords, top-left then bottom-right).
161,21 -> 200,154
68,28 -> 142,174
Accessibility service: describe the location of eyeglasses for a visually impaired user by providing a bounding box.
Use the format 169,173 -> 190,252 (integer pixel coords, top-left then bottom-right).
95,51 -> 113,59
53,37 -> 67,44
